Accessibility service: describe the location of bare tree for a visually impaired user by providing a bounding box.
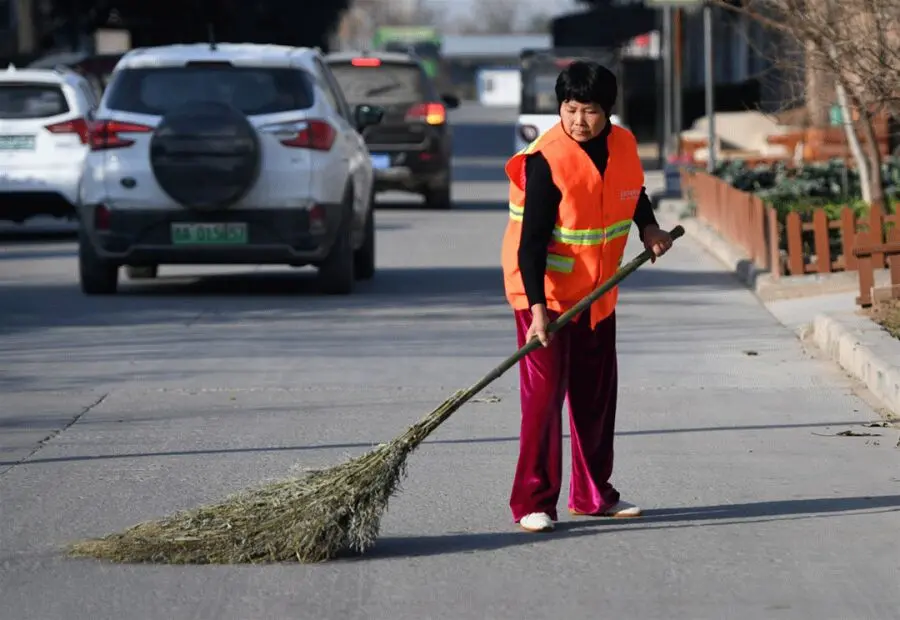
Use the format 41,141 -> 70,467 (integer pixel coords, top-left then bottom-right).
525,12 -> 552,33
334,0 -> 446,49
716,0 -> 900,206
348,0 -> 443,29
452,0 -> 522,34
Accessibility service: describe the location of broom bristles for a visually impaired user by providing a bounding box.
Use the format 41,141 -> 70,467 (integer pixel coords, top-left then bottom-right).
67,391 -> 466,564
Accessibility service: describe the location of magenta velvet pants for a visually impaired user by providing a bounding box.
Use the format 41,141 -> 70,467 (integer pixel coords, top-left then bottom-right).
510,309 -> 620,522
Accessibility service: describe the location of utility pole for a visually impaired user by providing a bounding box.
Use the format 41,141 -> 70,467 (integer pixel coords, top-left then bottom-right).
703,0 -> 716,172
673,7 -> 682,156
661,5 -> 673,162
15,0 -> 35,54
72,0 -> 81,50
650,0 -> 704,167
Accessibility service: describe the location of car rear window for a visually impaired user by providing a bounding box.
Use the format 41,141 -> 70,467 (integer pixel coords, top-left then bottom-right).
103,65 -> 314,116
328,62 -> 424,105
0,83 -> 70,119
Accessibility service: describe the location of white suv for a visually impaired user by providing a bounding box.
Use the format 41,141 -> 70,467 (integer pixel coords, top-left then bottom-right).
0,65 -> 98,223
77,43 -> 383,295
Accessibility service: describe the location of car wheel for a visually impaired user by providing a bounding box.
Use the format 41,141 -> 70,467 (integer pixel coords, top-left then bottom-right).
354,199 -> 376,281
79,229 -> 118,295
318,206 -> 355,295
424,183 -> 451,209
125,265 -> 158,279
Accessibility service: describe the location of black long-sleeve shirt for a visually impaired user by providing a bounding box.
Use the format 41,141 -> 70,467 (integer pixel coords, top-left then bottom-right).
518,123 -> 659,307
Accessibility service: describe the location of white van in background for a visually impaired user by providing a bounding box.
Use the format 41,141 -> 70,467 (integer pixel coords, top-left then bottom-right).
476,67 -> 521,107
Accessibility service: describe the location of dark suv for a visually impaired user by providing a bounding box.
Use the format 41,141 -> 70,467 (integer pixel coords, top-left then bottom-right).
325,51 -> 459,209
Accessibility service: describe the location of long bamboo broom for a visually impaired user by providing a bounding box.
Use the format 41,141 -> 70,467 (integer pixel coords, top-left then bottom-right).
67,225 -> 684,564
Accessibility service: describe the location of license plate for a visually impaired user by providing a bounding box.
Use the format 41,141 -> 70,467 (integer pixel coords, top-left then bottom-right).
370,153 -> 391,169
171,222 -> 247,245
0,135 -> 35,151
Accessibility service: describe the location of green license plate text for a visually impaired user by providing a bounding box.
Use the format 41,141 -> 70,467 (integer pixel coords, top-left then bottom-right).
171,222 -> 248,245
0,135 -> 35,150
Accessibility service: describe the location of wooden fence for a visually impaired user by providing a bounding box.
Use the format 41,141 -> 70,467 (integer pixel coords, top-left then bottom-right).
854,237 -> 900,306
680,169 -> 896,300
681,170 -> 777,274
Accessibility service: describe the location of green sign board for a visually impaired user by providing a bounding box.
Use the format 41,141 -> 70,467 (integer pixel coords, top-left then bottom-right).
373,26 -> 442,78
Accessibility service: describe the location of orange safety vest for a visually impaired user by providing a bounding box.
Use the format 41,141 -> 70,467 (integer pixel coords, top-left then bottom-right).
501,122 -> 644,328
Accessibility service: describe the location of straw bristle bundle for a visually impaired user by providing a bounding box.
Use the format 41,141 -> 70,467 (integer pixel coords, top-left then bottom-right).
68,391 -> 466,564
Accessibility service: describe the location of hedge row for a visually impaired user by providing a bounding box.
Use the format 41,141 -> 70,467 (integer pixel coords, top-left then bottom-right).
708,157 -> 900,221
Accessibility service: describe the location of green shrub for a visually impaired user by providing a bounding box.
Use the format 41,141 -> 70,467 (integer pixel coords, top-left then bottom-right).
709,156 -> 900,222
700,157 -> 900,263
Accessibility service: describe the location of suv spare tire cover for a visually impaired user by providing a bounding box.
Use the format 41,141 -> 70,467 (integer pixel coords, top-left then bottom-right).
150,101 -> 261,210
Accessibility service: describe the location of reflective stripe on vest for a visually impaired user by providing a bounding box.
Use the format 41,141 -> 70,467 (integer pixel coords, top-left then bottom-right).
508,202 -> 631,246
547,253 -> 575,273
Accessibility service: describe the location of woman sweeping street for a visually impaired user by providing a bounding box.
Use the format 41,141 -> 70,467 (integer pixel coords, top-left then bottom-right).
501,59 -> 674,533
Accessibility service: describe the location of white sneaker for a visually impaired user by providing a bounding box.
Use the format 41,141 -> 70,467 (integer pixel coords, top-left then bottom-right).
519,512 -> 555,532
602,500 -> 642,518
570,500 -> 643,518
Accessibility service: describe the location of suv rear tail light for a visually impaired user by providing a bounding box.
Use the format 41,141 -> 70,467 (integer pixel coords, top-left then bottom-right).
406,103 -> 446,125
94,204 -> 111,230
45,118 -> 90,144
89,120 -> 152,151
262,119 -> 335,151
351,58 -> 381,67
308,204 -> 326,234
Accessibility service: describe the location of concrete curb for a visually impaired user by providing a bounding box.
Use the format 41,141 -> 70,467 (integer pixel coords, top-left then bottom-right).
807,313 -> 900,418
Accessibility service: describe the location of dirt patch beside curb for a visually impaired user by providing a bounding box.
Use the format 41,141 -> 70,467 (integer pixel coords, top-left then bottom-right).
865,300 -> 900,340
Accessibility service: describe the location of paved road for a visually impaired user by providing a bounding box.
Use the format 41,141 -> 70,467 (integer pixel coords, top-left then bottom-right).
2,107 -> 900,620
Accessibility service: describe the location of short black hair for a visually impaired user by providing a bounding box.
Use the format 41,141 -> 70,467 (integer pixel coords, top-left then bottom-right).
555,60 -> 618,115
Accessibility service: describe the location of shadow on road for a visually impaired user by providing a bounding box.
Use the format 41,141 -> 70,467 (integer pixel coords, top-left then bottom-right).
362,494 -> 900,560
0,419 -> 870,466
453,200 -> 507,211
0,264 -> 507,326
0,230 -> 77,244
0,246 -> 76,261
374,200 -> 507,211
623,265 -> 742,291
0,266 -> 747,337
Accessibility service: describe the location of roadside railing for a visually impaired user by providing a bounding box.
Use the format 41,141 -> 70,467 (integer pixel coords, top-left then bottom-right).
681,169 -> 775,274
854,227 -> 900,307
680,169 -> 896,306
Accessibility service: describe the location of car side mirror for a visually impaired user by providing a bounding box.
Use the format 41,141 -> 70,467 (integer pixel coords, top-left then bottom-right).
441,94 -> 460,109
354,104 -> 384,130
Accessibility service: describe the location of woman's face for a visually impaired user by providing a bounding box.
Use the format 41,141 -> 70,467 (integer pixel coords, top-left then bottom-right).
560,100 -> 607,142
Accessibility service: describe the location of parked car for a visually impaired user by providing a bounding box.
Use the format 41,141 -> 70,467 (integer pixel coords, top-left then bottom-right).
324,50 -> 459,209
77,43 -> 383,295
0,64 -> 99,224
27,51 -> 124,100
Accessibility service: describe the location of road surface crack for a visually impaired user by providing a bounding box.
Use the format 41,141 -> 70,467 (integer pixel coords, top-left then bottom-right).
0,392 -> 109,478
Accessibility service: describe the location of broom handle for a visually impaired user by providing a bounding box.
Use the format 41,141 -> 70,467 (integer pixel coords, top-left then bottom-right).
461,224 -> 685,401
